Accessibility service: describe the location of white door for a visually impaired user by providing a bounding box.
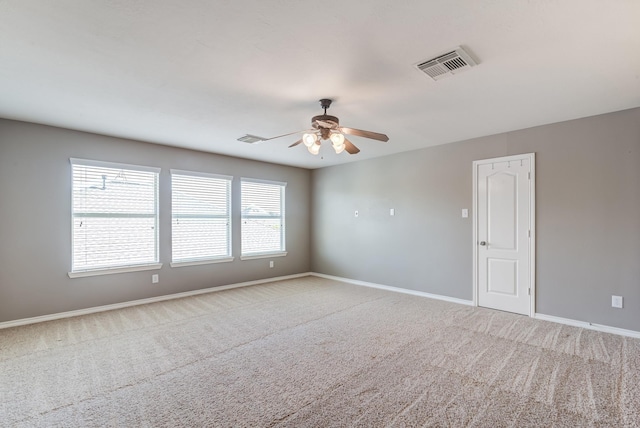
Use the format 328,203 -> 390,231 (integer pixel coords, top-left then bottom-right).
474,154 -> 535,316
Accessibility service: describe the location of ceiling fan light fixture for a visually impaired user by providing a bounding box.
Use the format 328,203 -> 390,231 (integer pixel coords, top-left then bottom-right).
303,133 -> 318,147
308,143 -> 321,155
330,132 -> 345,146
245,98 -> 388,157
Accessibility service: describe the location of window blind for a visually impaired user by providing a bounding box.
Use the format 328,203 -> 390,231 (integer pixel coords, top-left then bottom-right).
71,159 -> 159,273
241,179 -> 286,255
171,171 -> 232,263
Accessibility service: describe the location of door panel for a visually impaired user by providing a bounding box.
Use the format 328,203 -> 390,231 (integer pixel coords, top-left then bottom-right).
476,156 -> 533,316
487,259 -> 517,295
488,172 -> 517,250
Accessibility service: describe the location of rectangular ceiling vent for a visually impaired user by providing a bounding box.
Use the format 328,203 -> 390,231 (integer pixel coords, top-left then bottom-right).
237,134 -> 266,144
415,46 -> 477,81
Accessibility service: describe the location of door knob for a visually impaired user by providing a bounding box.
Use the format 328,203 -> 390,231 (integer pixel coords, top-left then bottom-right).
479,241 -> 487,246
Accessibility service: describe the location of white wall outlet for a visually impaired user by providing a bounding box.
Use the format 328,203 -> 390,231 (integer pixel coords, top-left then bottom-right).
390,208 -> 395,216
152,274 -> 159,284
269,261 -> 274,268
462,209 -> 469,218
612,295 -> 623,308
354,210 -> 359,217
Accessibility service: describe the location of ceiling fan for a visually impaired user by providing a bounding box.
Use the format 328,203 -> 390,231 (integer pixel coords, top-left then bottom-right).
240,99 -> 389,155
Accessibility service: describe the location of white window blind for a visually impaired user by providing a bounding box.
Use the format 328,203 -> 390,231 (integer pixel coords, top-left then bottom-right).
171,171 -> 232,264
241,178 -> 286,256
71,159 -> 159,273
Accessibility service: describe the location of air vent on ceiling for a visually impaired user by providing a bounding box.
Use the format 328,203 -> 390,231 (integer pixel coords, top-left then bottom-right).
415,46 -> 477,81
237,134 -> 266,144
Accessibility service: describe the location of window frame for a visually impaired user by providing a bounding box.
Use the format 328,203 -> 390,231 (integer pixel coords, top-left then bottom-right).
240,177 -> 287,260
68,158 -> 162,278
170,169 -> 234,267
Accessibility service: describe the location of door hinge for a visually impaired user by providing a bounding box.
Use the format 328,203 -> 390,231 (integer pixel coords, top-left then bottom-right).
528,288 -> 531,296
528,172 -> 531,179
528,230 -> 531,238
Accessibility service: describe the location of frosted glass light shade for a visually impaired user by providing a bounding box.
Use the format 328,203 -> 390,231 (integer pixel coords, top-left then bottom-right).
333,143 -> 345,154
303,133 -> 318,147
308,143 -> 320,155
330,133 -> 345,145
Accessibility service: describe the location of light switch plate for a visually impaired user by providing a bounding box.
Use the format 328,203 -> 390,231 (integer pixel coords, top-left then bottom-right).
462,209 -> 469,218
390,208 -> 395,216
612,295 -> 623,308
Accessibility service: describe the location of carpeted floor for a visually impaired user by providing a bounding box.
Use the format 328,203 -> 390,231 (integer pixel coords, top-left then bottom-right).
1,276 -> 639,427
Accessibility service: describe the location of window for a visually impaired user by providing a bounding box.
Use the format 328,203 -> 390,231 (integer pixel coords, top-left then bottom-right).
241,178 -> 286,259
171,170 -> 232,266
69,159 -> 160,277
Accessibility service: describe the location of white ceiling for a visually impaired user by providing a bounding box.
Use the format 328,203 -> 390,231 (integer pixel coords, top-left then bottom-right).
1,1 -> 639,169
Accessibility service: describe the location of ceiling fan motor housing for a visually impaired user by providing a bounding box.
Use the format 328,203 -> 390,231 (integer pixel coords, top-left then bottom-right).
312,114 -> 339,141
312,115 -> 339,127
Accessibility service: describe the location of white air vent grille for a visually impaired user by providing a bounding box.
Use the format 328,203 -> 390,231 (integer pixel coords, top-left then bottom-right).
237,134 -> 266,144
415,47 -> 477,81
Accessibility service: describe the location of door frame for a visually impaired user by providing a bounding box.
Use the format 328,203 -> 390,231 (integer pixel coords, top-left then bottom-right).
472,153 -> 536,316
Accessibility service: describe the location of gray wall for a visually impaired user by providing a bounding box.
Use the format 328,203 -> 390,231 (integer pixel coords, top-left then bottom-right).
0,119 -> 311,323
311,108 -> 640,331
2,108 -> 639,331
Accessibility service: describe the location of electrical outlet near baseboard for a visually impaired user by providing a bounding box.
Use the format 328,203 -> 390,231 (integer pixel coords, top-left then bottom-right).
269,261 -> 274,268
152,274 -> 159,284
612,295 -> 623,309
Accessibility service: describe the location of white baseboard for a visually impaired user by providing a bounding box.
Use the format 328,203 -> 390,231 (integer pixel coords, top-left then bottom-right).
311,273 -> 640,339
4,272 -> 638,340
533,313 -> 640,339
310,272 -> 475,306
0,272 -> 312,330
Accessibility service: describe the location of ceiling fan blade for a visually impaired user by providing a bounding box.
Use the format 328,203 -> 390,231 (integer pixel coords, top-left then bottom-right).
288,139 -> 303,148
343,138 -> 360,154
340,127 -> 389,142
262,129 -> 310,142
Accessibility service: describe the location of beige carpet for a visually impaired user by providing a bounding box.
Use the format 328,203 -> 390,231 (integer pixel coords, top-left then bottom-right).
1,276 -> 639,427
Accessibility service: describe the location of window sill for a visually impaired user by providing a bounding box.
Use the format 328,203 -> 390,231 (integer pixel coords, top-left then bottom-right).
68,263 -> 163,278
170,257 -> 234,268
240,252 -> 287,261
